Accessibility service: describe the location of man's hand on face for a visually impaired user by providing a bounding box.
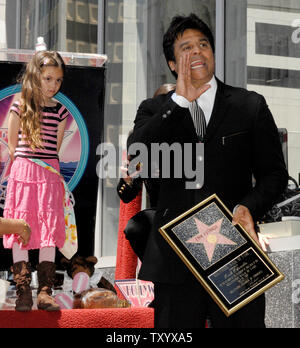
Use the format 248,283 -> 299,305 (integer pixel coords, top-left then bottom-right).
176,52 -> 211,102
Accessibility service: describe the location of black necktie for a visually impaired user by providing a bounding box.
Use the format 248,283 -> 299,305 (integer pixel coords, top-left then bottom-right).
189,100 -> 206,142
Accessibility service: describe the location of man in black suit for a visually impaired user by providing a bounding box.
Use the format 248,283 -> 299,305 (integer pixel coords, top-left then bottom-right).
129,14 -> 288,328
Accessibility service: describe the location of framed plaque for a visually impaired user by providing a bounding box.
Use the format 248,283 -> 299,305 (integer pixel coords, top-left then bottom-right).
159,194 -> 284,317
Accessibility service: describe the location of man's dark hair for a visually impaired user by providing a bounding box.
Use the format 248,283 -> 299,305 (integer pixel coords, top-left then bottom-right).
163,13 -> 215,78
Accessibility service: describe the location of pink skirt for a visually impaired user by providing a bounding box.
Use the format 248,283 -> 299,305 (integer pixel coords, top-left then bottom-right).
3,157 -> 65,250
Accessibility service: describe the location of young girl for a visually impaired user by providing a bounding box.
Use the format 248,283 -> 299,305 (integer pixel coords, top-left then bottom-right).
3,51 -> 69,312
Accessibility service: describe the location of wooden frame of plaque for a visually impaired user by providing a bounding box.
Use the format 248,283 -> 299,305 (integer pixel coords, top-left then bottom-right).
159,194 -> 284,316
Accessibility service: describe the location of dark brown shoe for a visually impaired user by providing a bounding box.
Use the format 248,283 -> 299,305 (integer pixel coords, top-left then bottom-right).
37,261 -> 60,311
11,261 -> 33,312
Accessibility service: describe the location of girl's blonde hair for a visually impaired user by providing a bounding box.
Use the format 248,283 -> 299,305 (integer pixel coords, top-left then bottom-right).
19,51 -> 65,150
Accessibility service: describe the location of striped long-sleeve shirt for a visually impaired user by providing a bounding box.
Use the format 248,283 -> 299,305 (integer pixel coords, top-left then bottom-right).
11,100 -> 69,160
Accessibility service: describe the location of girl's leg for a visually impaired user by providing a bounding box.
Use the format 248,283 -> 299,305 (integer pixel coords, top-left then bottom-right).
12,242 -> 29,263
39,246 -> 55,263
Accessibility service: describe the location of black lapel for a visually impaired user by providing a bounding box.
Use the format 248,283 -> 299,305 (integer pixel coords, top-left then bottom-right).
204,78 -> 232,143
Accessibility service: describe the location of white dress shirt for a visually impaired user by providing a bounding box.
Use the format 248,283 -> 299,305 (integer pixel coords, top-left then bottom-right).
171,75 -> 218,125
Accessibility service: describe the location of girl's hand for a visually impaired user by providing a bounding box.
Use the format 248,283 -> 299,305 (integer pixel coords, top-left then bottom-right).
16,220 -> 31,246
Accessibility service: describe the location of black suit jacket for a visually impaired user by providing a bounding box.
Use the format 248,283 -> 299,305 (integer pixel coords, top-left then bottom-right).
130,78 -> 288,284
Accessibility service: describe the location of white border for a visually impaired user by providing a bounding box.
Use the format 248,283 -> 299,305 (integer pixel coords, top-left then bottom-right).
247,8 -> 300,71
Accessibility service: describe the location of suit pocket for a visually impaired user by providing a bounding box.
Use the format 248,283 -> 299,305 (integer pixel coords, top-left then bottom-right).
221,131 -> 249,146
220,130 -> 252,167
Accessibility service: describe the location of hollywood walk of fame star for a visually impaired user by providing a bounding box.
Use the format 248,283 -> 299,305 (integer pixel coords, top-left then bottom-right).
186,218 -> 236,262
